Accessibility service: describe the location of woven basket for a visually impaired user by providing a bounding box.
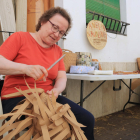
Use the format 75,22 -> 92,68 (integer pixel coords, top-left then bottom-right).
0,81 -> 87,140
137,58 -> 140,70
62,49 -> 77,73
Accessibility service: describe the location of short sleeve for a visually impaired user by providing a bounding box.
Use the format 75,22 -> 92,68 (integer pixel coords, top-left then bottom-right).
0,32 -> 21,61
58,47 -> 66,71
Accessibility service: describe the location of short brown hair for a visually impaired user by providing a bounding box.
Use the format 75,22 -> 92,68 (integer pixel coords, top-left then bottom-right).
36,7 -> 72,34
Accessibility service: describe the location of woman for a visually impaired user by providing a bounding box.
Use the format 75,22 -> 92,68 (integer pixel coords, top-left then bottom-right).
0,7 -> 94,140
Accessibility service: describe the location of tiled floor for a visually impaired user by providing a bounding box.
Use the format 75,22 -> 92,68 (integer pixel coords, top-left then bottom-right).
94,105 -> 140,140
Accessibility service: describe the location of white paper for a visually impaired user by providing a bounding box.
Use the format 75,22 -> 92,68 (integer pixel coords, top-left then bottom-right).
88,70 -> 113,75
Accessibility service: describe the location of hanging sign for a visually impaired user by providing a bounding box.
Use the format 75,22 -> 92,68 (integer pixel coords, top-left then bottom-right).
87,20 -> 107,50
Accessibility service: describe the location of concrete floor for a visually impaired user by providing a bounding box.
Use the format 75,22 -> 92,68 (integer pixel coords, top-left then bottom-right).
94,105 -> 140,140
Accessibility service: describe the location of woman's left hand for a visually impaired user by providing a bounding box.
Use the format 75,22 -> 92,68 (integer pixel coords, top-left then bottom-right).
46,88 -> 60,99
46,71 -> 67,99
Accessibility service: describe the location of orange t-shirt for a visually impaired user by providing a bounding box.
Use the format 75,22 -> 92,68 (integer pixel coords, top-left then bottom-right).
0,32 -> 65,99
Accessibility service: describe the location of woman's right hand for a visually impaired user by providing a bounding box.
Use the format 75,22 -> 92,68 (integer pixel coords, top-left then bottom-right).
24,65 -> 48,81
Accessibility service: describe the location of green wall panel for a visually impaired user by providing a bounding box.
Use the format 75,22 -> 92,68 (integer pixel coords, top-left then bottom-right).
86,0 -> 120,31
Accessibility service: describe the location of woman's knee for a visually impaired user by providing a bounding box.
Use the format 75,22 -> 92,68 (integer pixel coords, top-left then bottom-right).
77,110 -> 95,128
85,112 -> 95,127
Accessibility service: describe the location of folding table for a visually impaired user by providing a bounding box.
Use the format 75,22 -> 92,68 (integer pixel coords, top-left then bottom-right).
66,74 -> 140,110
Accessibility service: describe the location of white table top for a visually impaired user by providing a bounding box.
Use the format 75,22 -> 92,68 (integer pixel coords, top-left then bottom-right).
1,74 -> 140,81
66,73 -> 140,81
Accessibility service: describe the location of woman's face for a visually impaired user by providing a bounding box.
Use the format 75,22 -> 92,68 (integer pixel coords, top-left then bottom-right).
39,14 -> 69,47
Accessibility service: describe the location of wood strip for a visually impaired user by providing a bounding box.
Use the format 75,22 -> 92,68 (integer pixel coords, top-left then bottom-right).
0,23 -> 3,45
17,126 -> 33,140
16,0 -> 27,32
52,127 -> 69,140
0,0 -> 16,41
32,133 -> 40,140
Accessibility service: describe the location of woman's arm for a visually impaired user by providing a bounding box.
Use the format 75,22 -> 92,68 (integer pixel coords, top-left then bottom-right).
0,55 -> 48,81
47,71 -> 67,98
0,55 -> 27,75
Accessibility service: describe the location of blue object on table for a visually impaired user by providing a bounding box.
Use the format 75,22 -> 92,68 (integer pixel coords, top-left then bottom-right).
70,66 -> 95,74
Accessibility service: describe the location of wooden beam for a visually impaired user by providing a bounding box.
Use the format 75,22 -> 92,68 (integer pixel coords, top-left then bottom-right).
44,0 -> 49,12
49,0 -> 54,9
27,0 -> 44,32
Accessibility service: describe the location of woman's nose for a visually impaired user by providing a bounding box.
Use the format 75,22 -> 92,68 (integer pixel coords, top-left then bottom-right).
54,31 -> 59,37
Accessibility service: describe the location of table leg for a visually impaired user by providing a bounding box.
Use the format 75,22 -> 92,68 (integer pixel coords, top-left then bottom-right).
123,79 -> 132,111
78,80 -> 106,107
80,80 -> 84,107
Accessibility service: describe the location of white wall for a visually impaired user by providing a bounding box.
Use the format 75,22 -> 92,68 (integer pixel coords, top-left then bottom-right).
57,0 -> 140,62
55,0 -> 64,48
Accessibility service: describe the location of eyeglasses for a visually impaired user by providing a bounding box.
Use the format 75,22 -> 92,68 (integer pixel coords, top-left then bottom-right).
48,20 -> 67,38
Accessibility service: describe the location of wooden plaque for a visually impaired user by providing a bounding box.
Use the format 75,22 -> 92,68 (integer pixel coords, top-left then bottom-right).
87,20 -> 107,50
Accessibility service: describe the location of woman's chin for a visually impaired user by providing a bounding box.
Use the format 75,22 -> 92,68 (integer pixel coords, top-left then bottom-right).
48,41 -> 56,45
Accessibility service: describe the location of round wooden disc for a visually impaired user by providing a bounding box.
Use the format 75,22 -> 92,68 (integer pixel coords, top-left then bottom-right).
87,20 -> 107,50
